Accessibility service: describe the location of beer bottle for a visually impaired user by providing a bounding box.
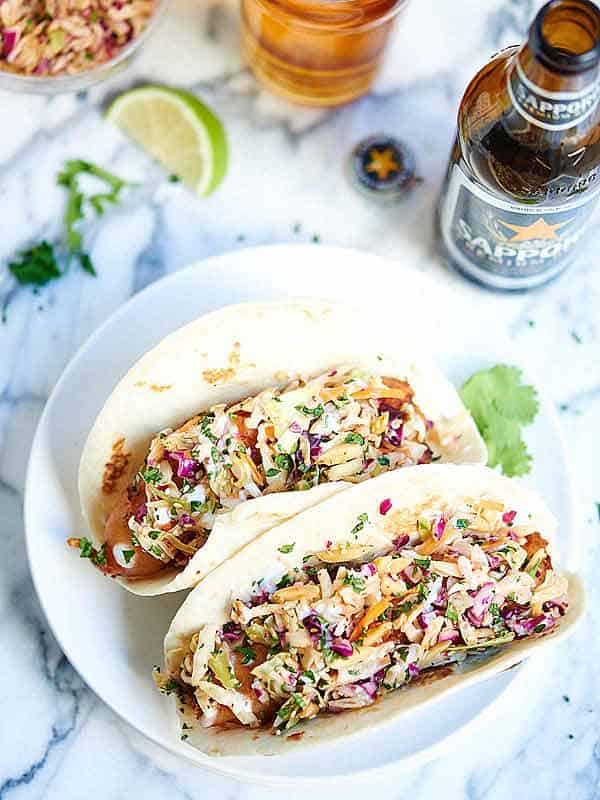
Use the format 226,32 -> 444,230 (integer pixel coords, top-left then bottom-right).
437,0 -> 600,290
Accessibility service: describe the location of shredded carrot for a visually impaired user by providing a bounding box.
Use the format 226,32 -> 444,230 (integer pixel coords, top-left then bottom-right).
319,387 -> 347,403
351,388 -> 410,401
416,525 -> 454,555
66,537 -> 82,549
350,597 -> 391,642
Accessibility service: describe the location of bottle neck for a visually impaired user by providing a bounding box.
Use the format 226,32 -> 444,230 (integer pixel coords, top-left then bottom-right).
508,43 -> 600,132
517,43 -> 599,94
506,0 -> 600,131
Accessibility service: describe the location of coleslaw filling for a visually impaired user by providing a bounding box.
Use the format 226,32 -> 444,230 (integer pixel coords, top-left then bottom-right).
129,368 -> 438,566
156,498 -> 568,732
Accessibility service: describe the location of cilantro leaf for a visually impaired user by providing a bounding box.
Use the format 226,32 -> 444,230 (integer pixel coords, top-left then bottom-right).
8,242 -> 61,287
140,466 -> 162,484
344,432 -> 365,445
460,364 -> 539,477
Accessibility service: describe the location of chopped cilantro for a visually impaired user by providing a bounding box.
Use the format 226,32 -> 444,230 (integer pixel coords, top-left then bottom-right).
190,500 -> 206,513
76,537 -> 107,566
276,573 -> 293,590
161,678 -> 180,695
296,403 -> 324,419
150,545 -> 163,558
571,330 -> 582,344
343,573 -> 366,592
122,549 -> 135,564
8,241 -> 61,287
397,646 -> 409,661
351,512 -> 369,535
301,670 -> 316,683
168,174 -> 181,183
211,446 -> 221,463
141,466 -> 162,484
278,543 -> 295,554
417,583 -> 428,602
455,518 -> 470,529
344,432 -> 365,445
460,364 -> 538,477
93,543 -> 107,566
266,467 -> 280,477
533,622 -> 546,634
78,537 -> 94,558
148,530 -> 160,540
445,604 -> 458,623
235,645 -> 256,665
413,557 -> 431,569
274,453 -> 293,471
200,415 -> 217,444
377,455 -> 390,466
596,502 -> 600,523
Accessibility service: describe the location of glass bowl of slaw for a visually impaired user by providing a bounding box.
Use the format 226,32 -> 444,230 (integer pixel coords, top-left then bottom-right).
0,0 -> 168,94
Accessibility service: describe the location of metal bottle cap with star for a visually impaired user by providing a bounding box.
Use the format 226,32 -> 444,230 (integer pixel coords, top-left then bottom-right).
348,135 -> 418,202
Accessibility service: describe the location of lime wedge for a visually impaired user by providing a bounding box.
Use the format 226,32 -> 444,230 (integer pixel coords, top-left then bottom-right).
106,86 -> 228,197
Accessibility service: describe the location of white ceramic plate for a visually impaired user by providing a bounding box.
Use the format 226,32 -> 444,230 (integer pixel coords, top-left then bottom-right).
24,245 -> 577,785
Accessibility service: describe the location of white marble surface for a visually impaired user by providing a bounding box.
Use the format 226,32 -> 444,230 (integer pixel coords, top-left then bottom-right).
1,0 -> 598,796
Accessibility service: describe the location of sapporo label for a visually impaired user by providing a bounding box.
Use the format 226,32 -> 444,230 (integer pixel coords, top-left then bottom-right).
439,164 -> 600,288
508,60 -> 600,131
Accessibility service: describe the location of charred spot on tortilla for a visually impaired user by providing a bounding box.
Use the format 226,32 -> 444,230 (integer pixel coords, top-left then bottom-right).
102,437 -> 130,494
202,367 -> 237,384
202,342 -> 242,385
133,381 -> 174,393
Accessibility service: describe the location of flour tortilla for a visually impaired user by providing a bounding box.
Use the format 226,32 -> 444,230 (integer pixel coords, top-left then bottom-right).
78,300 -> 487,595
164,464 -> 585,757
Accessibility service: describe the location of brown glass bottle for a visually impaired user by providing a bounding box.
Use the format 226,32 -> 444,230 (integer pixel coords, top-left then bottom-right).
437,0 -> 600,290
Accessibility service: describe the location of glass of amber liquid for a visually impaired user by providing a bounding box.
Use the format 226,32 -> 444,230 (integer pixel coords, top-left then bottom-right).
240,0 -> 409,107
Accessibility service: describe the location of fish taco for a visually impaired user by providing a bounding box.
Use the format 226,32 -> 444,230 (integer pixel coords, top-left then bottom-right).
157,464 -> 583,756
77,300 -> 486,595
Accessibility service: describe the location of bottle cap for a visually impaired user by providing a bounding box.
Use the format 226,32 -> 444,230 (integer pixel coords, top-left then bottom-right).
348,135 -> 418,202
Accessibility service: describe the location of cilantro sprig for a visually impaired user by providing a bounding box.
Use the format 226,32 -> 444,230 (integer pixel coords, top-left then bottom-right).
3,159 -> 129,322
460,364 -> 539,477
57,159 -> 128,274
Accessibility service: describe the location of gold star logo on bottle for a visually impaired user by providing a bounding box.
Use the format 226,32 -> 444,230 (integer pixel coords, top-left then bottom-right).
499,217 -> 572,241
366,147 -> 399,180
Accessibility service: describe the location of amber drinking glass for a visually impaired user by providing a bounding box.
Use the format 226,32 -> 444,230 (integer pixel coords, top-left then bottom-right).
240,0 -> 409,107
